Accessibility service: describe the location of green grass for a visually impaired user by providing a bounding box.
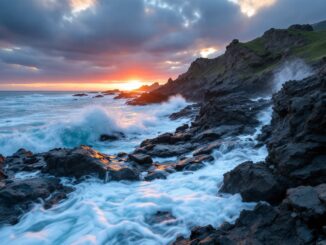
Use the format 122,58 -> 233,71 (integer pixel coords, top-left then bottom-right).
242,37 -> 266,56
291,30 -> 326,62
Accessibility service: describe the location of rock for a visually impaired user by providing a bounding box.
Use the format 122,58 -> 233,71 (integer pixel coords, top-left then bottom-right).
73,93 -> 88,97
136,82 -> 160,92
99,132 -> 124,141
169,104 -> 200,121
174,203 -> 314,245
0,177 -> 72,225
175,154 -> 213,171
175,124 -> 189,133
140,143 -> 195,158
262,72 -> 326,186
192,141 -> 221,156
144,171 -> 167,181
284,185 -> 326,220
43,146 -> 110,179
43,145 -> 140,181
3,149 -> 45,176
127,91 -> 170,105
220,161 -> 286,204
145,211 -> 176,225
93,94 -> 104,98
128,153 -> 153,164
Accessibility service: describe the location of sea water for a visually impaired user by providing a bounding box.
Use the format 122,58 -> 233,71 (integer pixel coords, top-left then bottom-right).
0,91 -> 272,245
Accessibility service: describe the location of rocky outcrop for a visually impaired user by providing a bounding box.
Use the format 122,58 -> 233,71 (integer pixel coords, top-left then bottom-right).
175,184 -> 326,245
126,91 -> 170,105
43,146 -> 140,181
177,55 -> 326,245
0,177 -> 72,225
220,161 -> 287,204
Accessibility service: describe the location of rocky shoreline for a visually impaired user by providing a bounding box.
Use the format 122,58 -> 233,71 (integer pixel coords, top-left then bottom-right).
0,24 -> 325,244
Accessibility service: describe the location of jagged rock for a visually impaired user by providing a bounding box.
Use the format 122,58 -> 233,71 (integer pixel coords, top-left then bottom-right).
175,124 -> 189,133
220,161 -> 286,204
127,91 -> 169,105
284,185 -> 326,220
192,141 -> 221,156
175,154 -> 214,171
0,177 -> 72,225
73,93 -> 88,97
128,153 -> 153,164
169,104 -> 200,121
144,171 -> 167,181
263,72 -> 326,186
43,146 -> 140,181
3,149 -> 45,176
174,203 -> 315,245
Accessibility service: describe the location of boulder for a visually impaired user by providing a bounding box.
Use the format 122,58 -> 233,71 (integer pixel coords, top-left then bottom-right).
128,153 -> 153,164
175,154 -> 213,171
44,146 -> 140,181
220,161 -> 286,204
0,177 -> 72,225
174,203 -> 314,245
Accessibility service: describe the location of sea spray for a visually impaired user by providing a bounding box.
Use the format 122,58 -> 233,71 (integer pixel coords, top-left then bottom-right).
273,59 -> 313,92
0,94 -> 189,156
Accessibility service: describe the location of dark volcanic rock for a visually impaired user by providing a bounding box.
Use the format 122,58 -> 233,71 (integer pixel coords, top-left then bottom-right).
127,91 -> 170,105
0,177 -> 72,225
169,104 -> 200,121
73,93 -> 88,97
174,203 -> 315,245
220,161 -> 287,204
128,153 -> 153,164
175,154 -> 214,171
262,70 -> 326,186
43,145 -> 140,181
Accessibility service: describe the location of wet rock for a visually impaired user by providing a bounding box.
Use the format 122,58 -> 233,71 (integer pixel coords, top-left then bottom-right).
3,149 -> 45,176
175,124 -> 189,133
127,91 -> 170,105
262,72 -> 326,186
192,141 -> 221,156
140,143 -> 195,158
93,94 -> 104,98
0,177 -> 72,225
174,203 -> 314,245
145,211 -> 176,225
128,153 -> 153,165
144,171 -> 167,181
284,185 -> 326,220
43,145 -> 140,181
175,154 -> 213,171
73,93 -> 88,97
43,146 -> 110,179
220,161 -> 286,204
169,104 -> 200,121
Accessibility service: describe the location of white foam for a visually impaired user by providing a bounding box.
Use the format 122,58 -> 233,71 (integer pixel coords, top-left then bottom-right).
0,107 -> 273,245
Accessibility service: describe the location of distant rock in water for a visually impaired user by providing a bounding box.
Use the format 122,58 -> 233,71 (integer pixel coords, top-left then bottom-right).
93,94 -> 104,98
73,93 -> 88,97
127,91 -> 169,105
102,89 -> 120,95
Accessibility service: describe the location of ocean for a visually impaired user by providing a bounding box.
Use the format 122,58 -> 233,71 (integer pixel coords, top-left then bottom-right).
0,91 -> 271,244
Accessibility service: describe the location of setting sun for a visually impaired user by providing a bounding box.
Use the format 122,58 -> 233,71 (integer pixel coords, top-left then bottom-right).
118,80 -> 143,91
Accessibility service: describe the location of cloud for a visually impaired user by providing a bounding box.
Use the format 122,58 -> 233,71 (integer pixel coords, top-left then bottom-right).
0,0 -> 325,88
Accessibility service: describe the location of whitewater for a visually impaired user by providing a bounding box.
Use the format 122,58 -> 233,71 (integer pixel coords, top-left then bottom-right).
0,91 -> 272,245
0,60 -> 314,244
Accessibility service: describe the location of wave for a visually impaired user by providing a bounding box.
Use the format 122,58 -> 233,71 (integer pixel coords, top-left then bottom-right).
0,96 -> 189,156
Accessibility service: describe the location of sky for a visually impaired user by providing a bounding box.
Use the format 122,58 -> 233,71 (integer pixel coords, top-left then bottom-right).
0,0 -> 325,91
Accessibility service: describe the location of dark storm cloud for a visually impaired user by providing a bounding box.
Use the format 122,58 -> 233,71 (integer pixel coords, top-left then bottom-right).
0,0 -> 325,84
